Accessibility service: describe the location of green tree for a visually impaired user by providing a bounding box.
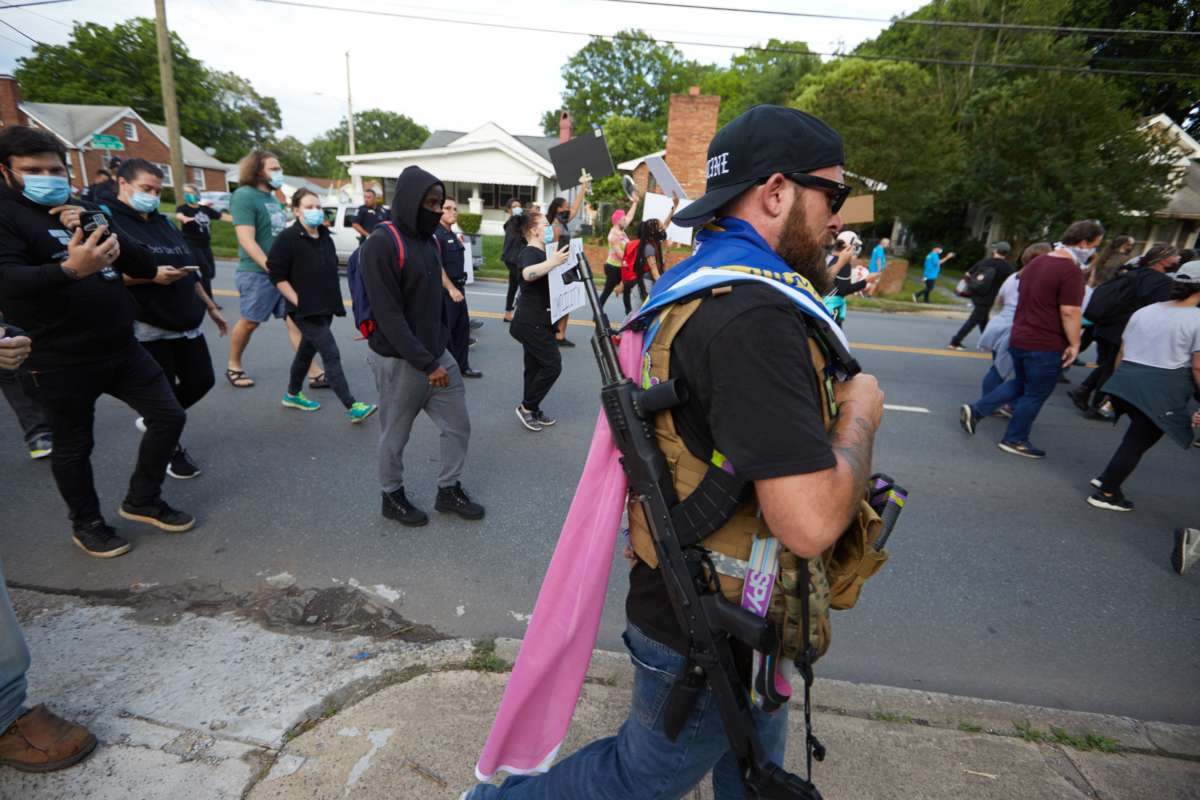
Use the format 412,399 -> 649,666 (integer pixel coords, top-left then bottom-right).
545,30 -> 706,133
702,40 -> 820,126
792,60 -> 965,224
14,18 -> 280,162
268,135 -> 312,176
961,72 -> 1180,242
307,109 -> 429,178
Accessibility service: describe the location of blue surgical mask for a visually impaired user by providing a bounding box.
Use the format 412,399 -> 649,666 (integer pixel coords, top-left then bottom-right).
512,207 -> 523,216
302,208 -> 324,227
184,193 -> 199,204
543,225 -> 555,245
267,170 -> 284,189
131,191 -> 160,213
18,174 -> 71,206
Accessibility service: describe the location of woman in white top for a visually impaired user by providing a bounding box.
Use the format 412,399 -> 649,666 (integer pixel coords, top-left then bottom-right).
977,242 -> 1050,396
1087,261 -> 1200,512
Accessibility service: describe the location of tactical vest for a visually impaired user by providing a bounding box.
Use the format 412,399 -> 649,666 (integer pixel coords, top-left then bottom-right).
627,288 -> 889,663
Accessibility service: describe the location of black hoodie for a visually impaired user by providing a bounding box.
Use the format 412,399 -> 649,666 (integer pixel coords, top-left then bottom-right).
0,183 -> 156,368
359,166 -> 448,372
107,198 -> 206,333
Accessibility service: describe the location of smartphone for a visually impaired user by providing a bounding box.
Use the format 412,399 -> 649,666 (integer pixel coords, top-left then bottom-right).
180,266 -> 201,272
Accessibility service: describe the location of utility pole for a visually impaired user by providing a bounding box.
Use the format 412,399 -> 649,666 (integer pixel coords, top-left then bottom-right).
345,51 -> 356,156
154,0 -> 187,202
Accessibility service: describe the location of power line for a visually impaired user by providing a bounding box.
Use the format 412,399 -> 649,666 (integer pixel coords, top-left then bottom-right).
0,15 -> 39,44
255,0 -> 1200,80
0,0 -> 72,28
0,0 -> 76,9
598,0 -> 1200,39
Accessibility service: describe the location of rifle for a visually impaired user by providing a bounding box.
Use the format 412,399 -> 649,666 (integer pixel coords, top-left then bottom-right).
562,247 -> 824,799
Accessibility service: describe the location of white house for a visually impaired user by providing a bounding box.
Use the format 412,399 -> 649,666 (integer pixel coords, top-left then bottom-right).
338,123 -> 564,235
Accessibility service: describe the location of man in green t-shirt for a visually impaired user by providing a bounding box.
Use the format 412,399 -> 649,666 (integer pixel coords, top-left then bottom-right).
226,150 -> 321,388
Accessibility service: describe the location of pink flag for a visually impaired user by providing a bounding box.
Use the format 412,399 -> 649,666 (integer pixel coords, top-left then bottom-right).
475,331 -> 643,780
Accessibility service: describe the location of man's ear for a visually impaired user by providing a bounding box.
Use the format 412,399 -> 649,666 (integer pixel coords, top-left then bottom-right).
760,173 -> 791,219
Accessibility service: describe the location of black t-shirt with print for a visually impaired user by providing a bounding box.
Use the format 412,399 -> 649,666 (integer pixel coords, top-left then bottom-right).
176,204 -> 222,243
626,282 -> 837,653
513,244 -> 553,326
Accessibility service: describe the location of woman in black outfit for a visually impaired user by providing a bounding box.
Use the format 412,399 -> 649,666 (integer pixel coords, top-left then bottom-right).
501,197 -> 524,322
267,189 -> 377,423
509,211 -> 570,432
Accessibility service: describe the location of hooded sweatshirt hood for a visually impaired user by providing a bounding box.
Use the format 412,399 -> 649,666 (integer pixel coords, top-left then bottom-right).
390,165 -> 444,237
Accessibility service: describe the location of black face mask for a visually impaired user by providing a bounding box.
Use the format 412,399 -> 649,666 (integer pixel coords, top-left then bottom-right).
556,211 -> 569,224
417,206 -> 442,236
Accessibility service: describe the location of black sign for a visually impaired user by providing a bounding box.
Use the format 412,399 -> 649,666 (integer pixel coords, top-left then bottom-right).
548,129 -> 615,190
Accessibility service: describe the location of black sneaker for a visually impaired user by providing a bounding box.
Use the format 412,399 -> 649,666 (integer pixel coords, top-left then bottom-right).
166,446 -> 201,480
1086,490 -> 1134,512
468,337 -> 478,347
72,521 -> 131,559
959,404 -> 979,436
1082,407 -> 1115,422
381,488 -> 429,527
118,499 -> 195,533
947,343 -> 965,351
556,338 -> 576,348
535,409 -> 557,427
435,482 -> 485,520
469,318 -> 484,330
1067,389 -> 1090,412
516,405 -> 543,432
997,440 -> 1046,459
462,368 -> 484,379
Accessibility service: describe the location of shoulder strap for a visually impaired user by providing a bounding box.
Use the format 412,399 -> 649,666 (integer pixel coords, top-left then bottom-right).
378,221 -> 406,269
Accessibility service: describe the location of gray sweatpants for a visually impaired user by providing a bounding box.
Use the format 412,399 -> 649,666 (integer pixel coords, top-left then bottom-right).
368,350 -> 470,493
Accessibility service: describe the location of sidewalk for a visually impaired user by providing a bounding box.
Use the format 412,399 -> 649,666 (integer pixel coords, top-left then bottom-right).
2,584 -> 1196,800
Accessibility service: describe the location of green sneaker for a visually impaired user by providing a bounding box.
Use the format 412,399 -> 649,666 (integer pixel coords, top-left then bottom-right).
282,392 -> 320,412
347,402 -> 378,424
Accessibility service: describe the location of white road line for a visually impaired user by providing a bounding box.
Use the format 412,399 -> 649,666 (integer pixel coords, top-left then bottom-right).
884,404 -> 931,414
466,290 -> 510,298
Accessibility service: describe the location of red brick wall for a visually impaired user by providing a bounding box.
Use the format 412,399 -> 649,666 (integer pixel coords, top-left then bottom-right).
74,115 -> 226,191
665,89 -> 720,200
0,76 -> 26,127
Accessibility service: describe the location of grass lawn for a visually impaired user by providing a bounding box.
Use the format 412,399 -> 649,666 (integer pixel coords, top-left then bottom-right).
160,202 -> 239,259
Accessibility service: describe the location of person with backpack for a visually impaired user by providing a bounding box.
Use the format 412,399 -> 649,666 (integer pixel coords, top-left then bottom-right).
960,220 -> 1099,459
358,166 -> 484,527
948,242 -> 1013,350
1069,244 -> 1181,420
501,198 -> 525,323
267,188 -> 377,423
1085,260 -> 1200,512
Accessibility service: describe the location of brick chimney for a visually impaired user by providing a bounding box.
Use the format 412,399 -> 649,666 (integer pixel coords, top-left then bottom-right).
0,75 -> 28,128
665,87 -> 720,200
558,110 -> 572,143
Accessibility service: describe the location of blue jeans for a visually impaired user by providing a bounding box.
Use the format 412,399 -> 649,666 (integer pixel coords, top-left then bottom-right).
466,624 -> 789,800
981,363 -> 1004,397
971,347 -> 1062,444
0,558 -> 31,733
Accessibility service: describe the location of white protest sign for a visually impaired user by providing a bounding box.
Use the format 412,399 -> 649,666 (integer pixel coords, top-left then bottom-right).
462,237 -> 474,285
643,192 -> 695,246
549,238 -> 587,323
645,155 -> 687,200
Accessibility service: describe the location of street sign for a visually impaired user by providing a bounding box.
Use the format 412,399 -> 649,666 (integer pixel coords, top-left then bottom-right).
90,134 -> 124,151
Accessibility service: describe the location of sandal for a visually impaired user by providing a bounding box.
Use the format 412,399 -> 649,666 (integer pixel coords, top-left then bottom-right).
309,373 -> 330,389
225,368 -> 255,388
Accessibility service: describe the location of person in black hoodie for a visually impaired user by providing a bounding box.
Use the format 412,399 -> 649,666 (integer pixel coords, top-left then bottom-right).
360,166 -> 485,527
0,126 -> 194,559
108,159 -> 226,480
948,241 -> 1014,349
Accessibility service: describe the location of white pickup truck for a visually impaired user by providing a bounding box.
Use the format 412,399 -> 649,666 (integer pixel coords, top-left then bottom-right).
321,203 -> 383,264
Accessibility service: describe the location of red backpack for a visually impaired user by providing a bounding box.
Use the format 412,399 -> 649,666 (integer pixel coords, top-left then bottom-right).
621,238 -> 642,282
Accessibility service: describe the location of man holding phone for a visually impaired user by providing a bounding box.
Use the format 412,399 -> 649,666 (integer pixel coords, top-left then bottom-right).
108,158 -> 227,481
0,126 -> 195,558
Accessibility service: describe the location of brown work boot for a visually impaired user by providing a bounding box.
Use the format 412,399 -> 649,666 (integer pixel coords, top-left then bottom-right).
0,704 -> 97,772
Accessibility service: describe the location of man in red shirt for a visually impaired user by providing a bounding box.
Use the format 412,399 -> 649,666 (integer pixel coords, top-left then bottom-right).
959,220 -> 1100,458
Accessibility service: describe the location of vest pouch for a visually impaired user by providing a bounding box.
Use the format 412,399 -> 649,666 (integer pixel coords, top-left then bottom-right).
775,552 -> 831,661
825,499 -> 887,611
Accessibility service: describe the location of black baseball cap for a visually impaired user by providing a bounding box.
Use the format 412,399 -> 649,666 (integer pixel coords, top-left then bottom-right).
673,105 -> 845,228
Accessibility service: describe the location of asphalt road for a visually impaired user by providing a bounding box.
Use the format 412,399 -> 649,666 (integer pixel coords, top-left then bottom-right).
2,262 -> 1197,725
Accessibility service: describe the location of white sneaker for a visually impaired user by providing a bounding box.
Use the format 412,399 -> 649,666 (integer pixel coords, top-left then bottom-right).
135,417 -> 147,433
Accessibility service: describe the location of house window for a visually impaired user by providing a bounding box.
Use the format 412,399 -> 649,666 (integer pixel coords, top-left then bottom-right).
191,168 -> 206,190
479,183 -> 534,210
155,162 -> 173,188
122,121 -> 138,142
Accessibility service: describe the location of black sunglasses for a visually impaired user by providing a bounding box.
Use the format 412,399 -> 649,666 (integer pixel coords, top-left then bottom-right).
785,173 -> 851,215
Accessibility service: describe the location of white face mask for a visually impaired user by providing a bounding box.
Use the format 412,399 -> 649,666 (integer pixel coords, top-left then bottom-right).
1065,245 -> 1096,266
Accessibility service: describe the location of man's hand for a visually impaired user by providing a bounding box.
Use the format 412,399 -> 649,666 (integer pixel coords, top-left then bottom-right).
1061,344 -> 1079,368
1192,409 -> 1199,428
427,365 -> 450,388
208,306 -> 228,337
834,373 -> 885,433
0,335 -> 32,370
49,204 -> 86,231
61,225 -> 119,279
448,286 -> 465,304
152,266 -> 189,286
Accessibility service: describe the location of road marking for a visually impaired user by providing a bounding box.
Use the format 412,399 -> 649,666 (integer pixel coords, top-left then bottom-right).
884,404 -> 930,414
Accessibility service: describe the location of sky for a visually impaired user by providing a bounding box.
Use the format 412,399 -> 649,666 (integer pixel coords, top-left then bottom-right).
0,0 -> 921,144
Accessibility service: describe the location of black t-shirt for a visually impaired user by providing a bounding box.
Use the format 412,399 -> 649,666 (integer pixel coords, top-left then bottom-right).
354,204 -> 385,236
433,224 -> 466,282
265,222 -> 345,318
177,204 -> 221,243
513,244 -> 552,325
626,283 -> 837,653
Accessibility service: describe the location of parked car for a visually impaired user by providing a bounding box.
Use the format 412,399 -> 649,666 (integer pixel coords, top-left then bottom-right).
322,202 -> 388,264
200,191 -> 232,214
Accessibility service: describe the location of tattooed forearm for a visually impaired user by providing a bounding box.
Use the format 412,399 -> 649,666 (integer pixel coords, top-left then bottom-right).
832,414 -> 875,521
